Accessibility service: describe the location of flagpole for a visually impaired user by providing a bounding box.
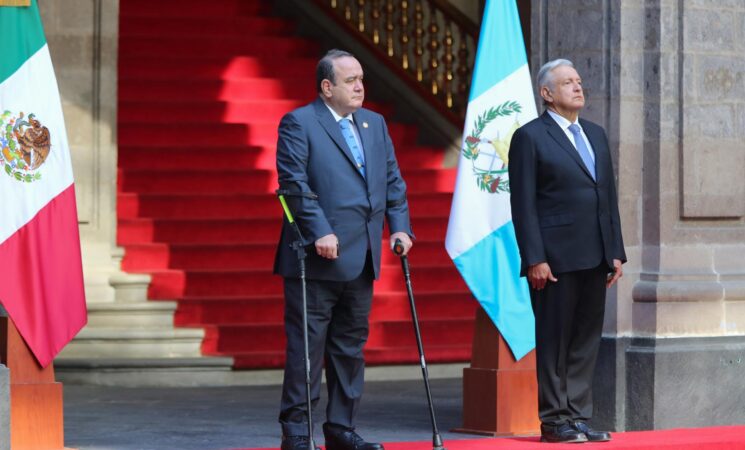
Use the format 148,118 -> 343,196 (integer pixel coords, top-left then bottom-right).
445,0 -> 541,436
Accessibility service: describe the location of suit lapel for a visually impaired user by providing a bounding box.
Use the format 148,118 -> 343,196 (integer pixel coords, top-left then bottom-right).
541,111 -> 595,182
313,99 -> 363,177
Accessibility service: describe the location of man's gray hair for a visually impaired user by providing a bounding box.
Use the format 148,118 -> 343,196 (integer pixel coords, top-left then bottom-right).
316,49 -> 356,93
536,58 -> 575,92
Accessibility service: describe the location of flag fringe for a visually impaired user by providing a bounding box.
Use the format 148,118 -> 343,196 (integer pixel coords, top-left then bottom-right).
0,0 -> 30,6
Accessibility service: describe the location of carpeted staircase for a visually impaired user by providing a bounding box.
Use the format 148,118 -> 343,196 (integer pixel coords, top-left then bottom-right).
117,0 -> 475,369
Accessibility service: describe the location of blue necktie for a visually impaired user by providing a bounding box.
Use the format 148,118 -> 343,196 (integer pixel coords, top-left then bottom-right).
339,118 -> 366,178
568,124 -> 595,181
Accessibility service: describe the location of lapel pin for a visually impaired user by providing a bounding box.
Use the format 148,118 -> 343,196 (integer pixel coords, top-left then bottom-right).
363,122 -> 369,128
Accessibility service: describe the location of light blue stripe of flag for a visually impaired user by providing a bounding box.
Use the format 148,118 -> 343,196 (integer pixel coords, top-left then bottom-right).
453,222 -> 534,360
469,0 -> 528,102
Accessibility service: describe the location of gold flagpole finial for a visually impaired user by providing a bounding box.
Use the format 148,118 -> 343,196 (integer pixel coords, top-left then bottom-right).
0,0 -> 31,6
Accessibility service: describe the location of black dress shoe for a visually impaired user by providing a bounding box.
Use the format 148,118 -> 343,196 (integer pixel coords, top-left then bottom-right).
540,422 -> 588,443
572,421 -> 611,442
280,435 -> 321,450
323,423 -> 384,450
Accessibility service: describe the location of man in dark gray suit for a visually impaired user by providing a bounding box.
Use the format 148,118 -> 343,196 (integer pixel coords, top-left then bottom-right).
508,59 -> 626,443
274,49 -> 413,450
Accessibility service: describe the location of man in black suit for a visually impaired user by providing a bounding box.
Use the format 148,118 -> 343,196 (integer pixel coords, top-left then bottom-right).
274,49 -> 413,450
508,59 -> 626,443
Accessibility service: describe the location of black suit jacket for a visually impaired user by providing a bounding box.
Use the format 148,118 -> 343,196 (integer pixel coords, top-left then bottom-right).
508,111 -> 626,276
273,98 -> 412,281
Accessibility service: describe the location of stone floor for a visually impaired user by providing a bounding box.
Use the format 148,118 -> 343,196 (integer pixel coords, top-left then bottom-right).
63,371 -> 495,449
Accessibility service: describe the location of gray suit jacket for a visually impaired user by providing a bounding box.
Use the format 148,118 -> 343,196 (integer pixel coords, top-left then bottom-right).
273,97 -> 412,281
508,111 -> 626,276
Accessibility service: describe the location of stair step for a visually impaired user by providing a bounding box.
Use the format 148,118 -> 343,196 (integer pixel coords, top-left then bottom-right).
399,168 -> 456,193
146,269 -> 284,298
117,217 -> 280,245
117,193 -> 282,219
118,191 -> 451,220
120,36 -> 318,58
363,345 -> 472,365
120,238 -> 453,270
117,216 -> 450,246
120,16 -> 296,38
58,327 -> 206,359
230,351 -> 287,369
174,290 -> 475,326
118,145 -> 272,171
117,140 -> 438,172
229,344 -> 472,369
121,242 -> 278,270
117,168 -> 452,195
395,146 -> 446,169
117,168 -> 277,194
141,264 -> 463,300
367,318 -> 475,348
118,121 -> 277,147
118,100 -> 305,125
374,265 -> 467,291
176,295 -> 285,326
120,0 -> 271,18
117,100 -> 396,128
203,318 -> 473,354
85,301 -> 178,328
404,216 -> 449,240
119,56 -> 318,80
118,118 -> 419,150
369,291 -> 476,321
121,240 -> 455,270
119,78 -> 315,102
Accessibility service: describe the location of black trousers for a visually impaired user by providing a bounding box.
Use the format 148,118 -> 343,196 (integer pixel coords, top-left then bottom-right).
530,264 -> 608,426
278,255 -> 374,437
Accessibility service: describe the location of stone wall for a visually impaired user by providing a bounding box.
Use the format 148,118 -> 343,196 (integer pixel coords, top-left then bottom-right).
531,0 -> 745,430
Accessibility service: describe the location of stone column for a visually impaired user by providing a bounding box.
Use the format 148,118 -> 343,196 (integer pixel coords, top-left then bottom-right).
626,0 -> 745,430
530,0 -> 745,431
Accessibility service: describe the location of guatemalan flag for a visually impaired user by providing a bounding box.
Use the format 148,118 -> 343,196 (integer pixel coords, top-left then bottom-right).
445,0 -> 537,360
0,0 -> 87,367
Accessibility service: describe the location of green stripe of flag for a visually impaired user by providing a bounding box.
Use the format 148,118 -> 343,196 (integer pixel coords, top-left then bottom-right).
0,0 -> 46,84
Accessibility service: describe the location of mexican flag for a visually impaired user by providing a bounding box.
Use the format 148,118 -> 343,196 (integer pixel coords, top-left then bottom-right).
0,0 -> 87,367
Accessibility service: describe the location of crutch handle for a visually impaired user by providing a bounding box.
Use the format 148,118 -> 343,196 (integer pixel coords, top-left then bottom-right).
393,238 -> 405,256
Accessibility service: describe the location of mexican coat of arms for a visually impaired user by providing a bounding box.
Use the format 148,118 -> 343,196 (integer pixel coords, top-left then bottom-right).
0,110 -> 51,183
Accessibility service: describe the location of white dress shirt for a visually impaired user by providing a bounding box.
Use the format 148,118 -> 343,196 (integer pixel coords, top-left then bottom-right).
324,102 -> 364,154
547,109 -> 595,163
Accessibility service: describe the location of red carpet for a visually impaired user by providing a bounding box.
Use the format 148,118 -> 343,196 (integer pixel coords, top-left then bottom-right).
247,426 -> 745,450
117,0 -> 474,368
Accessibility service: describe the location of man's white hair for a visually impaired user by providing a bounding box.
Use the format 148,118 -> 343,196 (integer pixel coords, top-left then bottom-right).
536,58 -> 575,92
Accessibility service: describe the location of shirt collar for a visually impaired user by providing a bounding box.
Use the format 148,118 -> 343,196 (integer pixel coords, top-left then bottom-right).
547,109 -> 580,132
324,101 -> 355,123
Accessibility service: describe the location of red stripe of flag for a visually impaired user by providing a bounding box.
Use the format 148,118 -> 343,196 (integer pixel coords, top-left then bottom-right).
0,183 -> 87,367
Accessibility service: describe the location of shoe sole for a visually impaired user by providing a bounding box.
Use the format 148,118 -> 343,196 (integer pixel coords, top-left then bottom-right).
540,436 -> 589,444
